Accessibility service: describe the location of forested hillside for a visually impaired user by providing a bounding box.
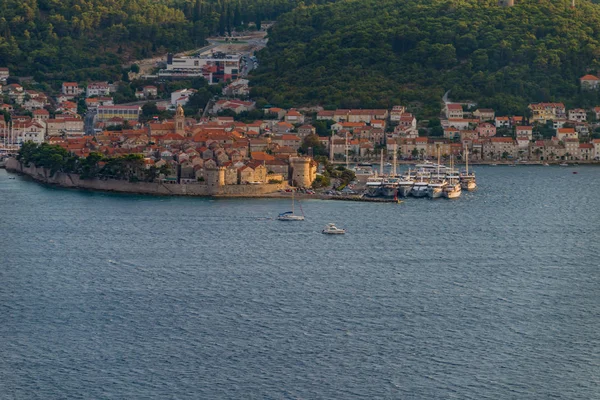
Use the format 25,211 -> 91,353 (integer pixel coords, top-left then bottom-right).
0,0 -> 332,81
251,0 -> 600,117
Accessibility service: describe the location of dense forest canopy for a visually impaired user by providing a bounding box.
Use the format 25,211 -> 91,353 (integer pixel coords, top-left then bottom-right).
250,0 -> 600,117
0,0 -> 334,82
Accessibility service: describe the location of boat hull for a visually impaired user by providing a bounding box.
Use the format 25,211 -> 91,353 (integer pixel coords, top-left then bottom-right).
277,215 -> 305,221
443,189 -> 461,199
428,187 -> 444,199
397,185 -> 412,198
410,187 -> 428,198
461,181 -> 476,191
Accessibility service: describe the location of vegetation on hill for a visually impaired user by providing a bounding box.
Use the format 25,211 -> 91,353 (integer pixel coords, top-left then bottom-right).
0,0 -> 334,82
250,0 -> 600,117
17,142 -> 168,181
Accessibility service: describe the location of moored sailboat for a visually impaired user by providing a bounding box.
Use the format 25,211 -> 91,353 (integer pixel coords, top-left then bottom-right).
460,146 -> 477,191
443,155 -> 462,199
277,189 -> 305,221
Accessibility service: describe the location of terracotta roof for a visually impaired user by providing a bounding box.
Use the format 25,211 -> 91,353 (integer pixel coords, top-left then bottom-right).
581,74 -> 600,81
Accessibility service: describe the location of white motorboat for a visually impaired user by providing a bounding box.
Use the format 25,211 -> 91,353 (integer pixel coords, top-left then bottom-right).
322,223 -> 346,234
559,163 -> 569,167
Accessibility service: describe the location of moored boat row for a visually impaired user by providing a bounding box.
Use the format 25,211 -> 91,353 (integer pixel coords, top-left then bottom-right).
362,148 -> 477,199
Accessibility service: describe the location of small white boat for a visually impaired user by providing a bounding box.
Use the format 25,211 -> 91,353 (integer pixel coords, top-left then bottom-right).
322,223 -> 345,234
543,163 -> 550,166
559,163 -> 569,167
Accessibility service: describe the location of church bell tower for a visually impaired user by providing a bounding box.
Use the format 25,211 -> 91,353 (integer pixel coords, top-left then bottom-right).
175,104 -> 185,135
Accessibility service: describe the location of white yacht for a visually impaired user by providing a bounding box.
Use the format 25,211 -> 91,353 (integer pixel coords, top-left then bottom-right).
365,176 -> 384,197
322,223 -> 346,235
414,161 -> 450,172
397,173 -> 415,198
381,177 -> 400,197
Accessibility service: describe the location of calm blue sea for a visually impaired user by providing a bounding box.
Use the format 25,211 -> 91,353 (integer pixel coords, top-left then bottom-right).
1,166 -> 599,399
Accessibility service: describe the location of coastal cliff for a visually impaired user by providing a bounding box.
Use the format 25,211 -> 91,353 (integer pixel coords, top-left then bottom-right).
5,158 -> 287,197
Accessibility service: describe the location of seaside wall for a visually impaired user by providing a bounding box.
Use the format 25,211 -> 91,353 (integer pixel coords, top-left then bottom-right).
5,159 -> 287,197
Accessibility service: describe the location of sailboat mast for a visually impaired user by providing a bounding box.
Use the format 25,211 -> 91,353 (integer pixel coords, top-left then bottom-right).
345,132 -> 349,170
465,146 -> 469,175
292,188 -> 294,214
392,144 -> 397,177
437,144 -> 441,177
380,149 -> 383,176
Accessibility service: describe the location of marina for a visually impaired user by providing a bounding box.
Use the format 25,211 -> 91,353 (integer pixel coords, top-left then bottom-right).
356,147 -> 476,200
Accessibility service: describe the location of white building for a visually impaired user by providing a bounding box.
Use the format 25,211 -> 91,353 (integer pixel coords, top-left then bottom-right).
171,89 -> 197,106
160,52 -> 241,84
0,67 -> 9,82
568,108 -> 587,122
86,82 -> 111,97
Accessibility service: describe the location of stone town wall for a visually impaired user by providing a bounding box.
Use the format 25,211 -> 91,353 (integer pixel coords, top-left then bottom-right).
5,159 -> 287,197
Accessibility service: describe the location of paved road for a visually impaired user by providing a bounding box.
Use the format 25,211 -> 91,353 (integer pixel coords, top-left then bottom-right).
84,110 -> 96,135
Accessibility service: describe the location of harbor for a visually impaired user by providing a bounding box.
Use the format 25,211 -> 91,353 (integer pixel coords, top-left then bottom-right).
346,146 -> 477,201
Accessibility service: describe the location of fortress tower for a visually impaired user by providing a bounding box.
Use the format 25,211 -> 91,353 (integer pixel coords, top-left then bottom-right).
205,166 -> 225,187
289,157 -> 316,188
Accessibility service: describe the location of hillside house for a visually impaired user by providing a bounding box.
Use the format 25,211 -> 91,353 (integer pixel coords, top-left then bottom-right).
86,82 -> 111,97
529,103 -> 566,123
445,103 -> 463,119
62,82 -> 80,96
580,74 -> 600,90
556,127 -> 578,141
568,108 -> 587,122
473,109 -> 495,121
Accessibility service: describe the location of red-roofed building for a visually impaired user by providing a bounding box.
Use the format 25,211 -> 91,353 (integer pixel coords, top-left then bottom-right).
62,82 -> 80,96
580,74 -> 600,90
285,109 -> 305,124
478,122 -> 496,138
579,143 -> 594,160
515,126 -> 533,140
556,127 -> 577,141
445,103 -> 463,119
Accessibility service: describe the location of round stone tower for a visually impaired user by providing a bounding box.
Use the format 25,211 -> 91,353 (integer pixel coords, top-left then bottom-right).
289,157 -> 313,188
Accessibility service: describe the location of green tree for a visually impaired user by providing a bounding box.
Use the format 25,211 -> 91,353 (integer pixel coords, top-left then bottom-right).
299,134 -> 327,156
